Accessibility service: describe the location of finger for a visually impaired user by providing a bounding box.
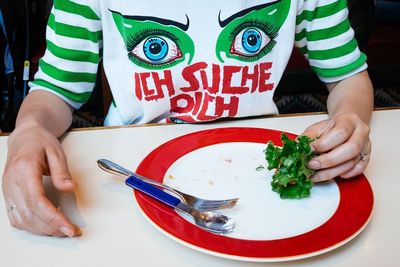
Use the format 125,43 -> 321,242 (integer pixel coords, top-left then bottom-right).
4,179 -> 60,236
301,119 -> 335,140
4,196 -> 21,229
7,187 -> 66,236
340,141 -> 372,178
340,159 -> 369,178
46,146 -> 77,192
312,157 -> 358,182
5,205 -> 37,234
308,126 -> 368,170
15,161 -> 80,237
22,188 -> 80,237
310,122 -> 357,154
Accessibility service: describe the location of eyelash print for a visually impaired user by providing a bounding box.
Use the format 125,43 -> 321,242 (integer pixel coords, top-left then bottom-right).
229,20 -> 278,61
230,20 -> 278,42
124,28 -> 183,69
125,28 -> 180,52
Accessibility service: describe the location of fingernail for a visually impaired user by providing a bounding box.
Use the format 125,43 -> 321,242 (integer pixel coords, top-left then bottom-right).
64,178 -> 75,183
311,174 -> 322,183
60,226 -> 74,237
64,179 -> 78,188
308,159 -> 321,169
75,227 -> 82,236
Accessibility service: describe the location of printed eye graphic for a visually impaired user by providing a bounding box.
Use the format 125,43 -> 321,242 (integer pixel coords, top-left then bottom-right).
232,27 -> 271,57
143,37 -> 169,61
130,35 -> 182,65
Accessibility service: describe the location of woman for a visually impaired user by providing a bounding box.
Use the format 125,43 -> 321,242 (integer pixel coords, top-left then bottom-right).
2,0 -> 373,237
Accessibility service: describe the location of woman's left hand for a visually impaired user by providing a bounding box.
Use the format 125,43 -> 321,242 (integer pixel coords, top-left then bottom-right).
302,112 -> 371,182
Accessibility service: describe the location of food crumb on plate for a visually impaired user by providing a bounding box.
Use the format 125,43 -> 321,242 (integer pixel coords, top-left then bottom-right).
218,157 -> 232,164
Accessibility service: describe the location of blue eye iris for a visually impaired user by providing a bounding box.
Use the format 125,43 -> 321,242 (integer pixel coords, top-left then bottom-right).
242,28 -> 262,53
143,37 -> 169,62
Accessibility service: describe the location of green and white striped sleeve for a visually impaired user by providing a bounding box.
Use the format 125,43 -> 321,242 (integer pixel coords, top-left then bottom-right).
29,0 -> 102,109
295,0 -> 367,83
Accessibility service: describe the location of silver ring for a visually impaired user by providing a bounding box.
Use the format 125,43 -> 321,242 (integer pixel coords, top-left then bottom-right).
359,152 -> 367,161
7,204 -> 16,213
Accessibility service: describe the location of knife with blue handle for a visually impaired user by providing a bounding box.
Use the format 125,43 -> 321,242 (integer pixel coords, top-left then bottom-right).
124,174 -> 235,234
125,175 -> 181,208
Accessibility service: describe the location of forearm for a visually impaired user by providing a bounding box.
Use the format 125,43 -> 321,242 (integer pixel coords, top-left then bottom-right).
326,70 -> 374,124
15,90 -> 74,137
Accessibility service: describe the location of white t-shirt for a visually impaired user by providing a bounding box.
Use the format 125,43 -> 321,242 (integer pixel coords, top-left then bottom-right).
30,0 -> 367,126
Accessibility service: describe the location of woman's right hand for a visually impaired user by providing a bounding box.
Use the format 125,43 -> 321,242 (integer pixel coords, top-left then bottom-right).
2,124 -> 81,237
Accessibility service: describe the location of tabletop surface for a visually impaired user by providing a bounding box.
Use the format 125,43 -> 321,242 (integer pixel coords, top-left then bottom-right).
0,109 -> 399,267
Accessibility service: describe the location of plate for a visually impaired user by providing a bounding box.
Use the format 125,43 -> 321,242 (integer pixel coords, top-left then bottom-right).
133,127 -> 374,262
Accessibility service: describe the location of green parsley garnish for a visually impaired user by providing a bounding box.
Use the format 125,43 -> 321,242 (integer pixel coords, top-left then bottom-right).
265,133 -> 315,199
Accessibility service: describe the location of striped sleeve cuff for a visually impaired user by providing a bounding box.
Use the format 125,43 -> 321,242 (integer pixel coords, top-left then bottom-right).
29,0 -> 102,109
295,0 -> 368,82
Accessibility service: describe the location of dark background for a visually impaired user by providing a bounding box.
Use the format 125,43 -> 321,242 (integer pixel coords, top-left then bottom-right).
1,0 -> 399,132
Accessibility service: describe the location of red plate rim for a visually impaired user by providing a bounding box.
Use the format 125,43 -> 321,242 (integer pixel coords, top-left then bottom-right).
133,127 -> 374,261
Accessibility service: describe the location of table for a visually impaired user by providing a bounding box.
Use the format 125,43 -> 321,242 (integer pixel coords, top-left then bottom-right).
0,109 -> 399,267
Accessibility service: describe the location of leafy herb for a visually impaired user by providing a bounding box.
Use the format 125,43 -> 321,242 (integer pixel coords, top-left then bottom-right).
265,133 -> 315,199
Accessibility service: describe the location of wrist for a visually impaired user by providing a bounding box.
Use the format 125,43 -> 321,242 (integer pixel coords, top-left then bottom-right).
7,122 -> 53,148
330,110 -> 371,125
15,112 -> 70,138
15,118 -> 44,131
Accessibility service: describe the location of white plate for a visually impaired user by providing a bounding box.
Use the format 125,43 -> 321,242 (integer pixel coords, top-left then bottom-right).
133,127 -> 374,262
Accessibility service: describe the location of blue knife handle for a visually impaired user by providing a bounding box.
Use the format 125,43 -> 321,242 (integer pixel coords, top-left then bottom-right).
125,176 -> 181,208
